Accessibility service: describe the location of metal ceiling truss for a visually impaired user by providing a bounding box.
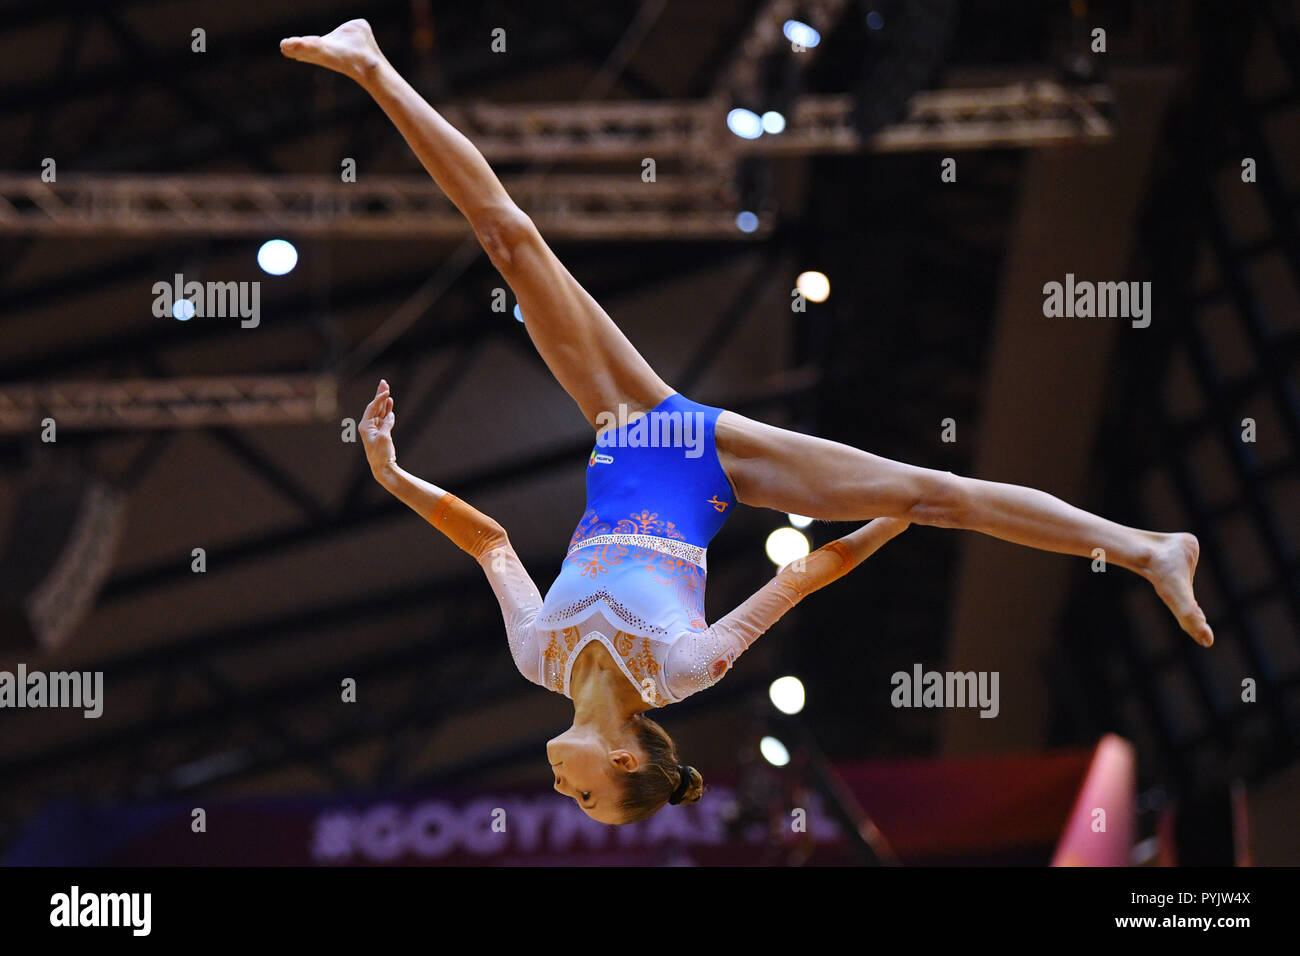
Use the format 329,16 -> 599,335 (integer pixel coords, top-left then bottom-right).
0,373 -> 338,433
0,83 -> 1111,239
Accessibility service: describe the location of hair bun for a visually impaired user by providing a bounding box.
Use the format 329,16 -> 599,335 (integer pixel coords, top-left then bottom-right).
668,764 -> 704,805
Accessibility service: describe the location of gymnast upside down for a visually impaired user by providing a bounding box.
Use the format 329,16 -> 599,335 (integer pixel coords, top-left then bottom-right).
282,20 -> 1212,825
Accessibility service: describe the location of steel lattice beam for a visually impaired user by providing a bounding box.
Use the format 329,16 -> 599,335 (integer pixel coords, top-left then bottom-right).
0,374 -> 339,432
0,170 -> 762,240
460,84 -> 1111,160
0,84 -> 1111,239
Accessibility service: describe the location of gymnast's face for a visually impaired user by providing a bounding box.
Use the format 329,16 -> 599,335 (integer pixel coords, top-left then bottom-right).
547,724 -> 640,825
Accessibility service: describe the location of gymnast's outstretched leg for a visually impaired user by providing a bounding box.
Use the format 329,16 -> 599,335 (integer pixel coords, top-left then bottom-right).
280,20 -> 671,431
713,411 -> 1212,647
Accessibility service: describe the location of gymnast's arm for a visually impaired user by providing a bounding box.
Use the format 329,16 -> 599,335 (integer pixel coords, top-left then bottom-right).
663,517 -> 911,701
362,382 -> 544,685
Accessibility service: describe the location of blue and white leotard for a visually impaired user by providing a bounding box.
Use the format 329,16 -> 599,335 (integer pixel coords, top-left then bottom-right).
538,393 -> 735,637
472,393 -> 856,707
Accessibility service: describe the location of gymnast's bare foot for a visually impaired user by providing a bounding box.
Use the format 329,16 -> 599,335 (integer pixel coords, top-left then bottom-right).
1144,532 -> 1213,647
280,19 -> 383,81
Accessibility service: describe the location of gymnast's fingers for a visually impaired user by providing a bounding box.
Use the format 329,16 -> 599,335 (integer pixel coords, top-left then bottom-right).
362,380 -> 390,422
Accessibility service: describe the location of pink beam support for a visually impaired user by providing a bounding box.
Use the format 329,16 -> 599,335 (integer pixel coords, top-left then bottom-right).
1051,733 -> 1137,866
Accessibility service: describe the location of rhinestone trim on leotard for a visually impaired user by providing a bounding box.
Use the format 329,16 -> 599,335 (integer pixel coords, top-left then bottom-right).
537,587 -> 670,635
567,533 -> 706,569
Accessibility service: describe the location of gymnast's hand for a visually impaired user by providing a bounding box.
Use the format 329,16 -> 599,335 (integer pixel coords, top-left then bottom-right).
361,379 -> 398,478
841,516 -> 911,564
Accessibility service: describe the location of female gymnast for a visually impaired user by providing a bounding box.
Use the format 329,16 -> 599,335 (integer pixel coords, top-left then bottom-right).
282,20 -> 1213,825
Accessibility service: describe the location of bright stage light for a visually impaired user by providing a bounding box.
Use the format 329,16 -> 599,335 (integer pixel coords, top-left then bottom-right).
257,239 -> 298,276
172,299 -> 195,321
796,270 -> 830,303
765,526 -> 810,567
769,676 -> 806,715
735,210 -> 760,233
782,19 -> 821,49
726,108 -> 763,140
787,513 -> 813,529
513,304 -> 525,322
761,110 -> 786,134
760,735 -> 791,766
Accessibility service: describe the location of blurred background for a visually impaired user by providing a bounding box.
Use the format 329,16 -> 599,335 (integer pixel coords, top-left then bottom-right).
0,0 -> 1296,866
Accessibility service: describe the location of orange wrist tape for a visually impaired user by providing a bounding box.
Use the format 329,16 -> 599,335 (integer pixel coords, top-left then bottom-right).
427,493 -> 509,561
779,539 -> 856,601
822,539 -> 856,577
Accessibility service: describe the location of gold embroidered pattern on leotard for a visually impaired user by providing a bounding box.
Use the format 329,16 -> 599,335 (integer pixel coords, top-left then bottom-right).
541,626 -> 674,707
542,627 -> 580,694
616,631 -> 666,706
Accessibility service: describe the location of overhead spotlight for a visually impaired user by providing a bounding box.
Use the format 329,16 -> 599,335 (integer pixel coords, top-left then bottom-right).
513,304 -> 525,323
760,735 -> 791,766
756,44 -> 800,138
257,238 -> 298,276
787,513 -> 813,529
769,676 -> 806,715
760,110 -> 786,134
782,19 -> 821,49
733,156 -> 771,236
796,270 -> 830,303
726,107 -> 763,139
172,299 -> 196,321
765,526 -> 810,567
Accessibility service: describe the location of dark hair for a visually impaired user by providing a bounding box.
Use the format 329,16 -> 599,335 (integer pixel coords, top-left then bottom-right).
616,714 -> 704,823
